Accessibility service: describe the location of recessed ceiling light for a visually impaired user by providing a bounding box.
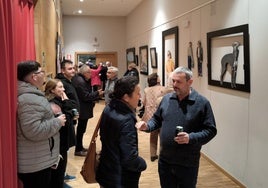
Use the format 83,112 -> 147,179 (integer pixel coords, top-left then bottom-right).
80,0 -> 84,2
78,10 -> 82,14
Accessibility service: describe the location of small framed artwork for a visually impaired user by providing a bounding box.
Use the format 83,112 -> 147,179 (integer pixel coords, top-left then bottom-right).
56,32 -> 62,73
162,26 -> 179,86
207,24 -> 250,92
75,52 -> 96,66
150,47 -> 157,68
126,47 -> 136,67
139,45 -> 148,75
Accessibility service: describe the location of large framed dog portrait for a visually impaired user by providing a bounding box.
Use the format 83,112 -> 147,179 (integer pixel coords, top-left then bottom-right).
207,24 -> 250,92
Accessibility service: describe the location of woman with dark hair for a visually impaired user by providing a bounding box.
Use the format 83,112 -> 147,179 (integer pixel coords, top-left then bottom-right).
96,76 -> 147,188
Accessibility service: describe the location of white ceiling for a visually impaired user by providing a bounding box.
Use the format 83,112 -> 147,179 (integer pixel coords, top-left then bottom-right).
61,0 -> 144,16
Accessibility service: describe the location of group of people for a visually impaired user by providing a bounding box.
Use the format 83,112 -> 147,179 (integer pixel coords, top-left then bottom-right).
96,64 -> 217,188
17,59 -> 217,188
16,59 -> 118,188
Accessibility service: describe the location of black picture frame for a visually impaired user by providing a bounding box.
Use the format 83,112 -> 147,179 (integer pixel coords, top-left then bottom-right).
207,24 -> 250,92
139,45 -> 149,75
126,47 -> 136,67
135,55 -> 139,66
162,26 -> 179,86
150,47 -> 157,68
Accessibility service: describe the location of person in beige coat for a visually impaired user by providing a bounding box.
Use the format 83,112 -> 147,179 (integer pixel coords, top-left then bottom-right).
141,73 -> 173,161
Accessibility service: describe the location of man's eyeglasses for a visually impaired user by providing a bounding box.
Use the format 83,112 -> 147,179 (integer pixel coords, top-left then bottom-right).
34,70 -> 45,74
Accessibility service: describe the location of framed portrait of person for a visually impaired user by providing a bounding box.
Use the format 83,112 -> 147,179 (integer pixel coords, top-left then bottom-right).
162,26 -> 179,86
150,47 -> 157,68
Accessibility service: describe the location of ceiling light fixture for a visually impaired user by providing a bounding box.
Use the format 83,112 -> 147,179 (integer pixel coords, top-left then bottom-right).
78,10 -> 82,14
80,0 -> 84,2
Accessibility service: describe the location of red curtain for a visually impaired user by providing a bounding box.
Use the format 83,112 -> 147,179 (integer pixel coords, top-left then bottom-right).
0,0 -> 35,187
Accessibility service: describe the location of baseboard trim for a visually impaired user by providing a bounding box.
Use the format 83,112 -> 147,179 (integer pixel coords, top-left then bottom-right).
201,153 -> 246,188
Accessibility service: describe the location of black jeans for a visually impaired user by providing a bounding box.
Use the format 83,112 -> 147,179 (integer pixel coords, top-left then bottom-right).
18,167 -> 52,188
75,118 -> 88,152
121,170 -> 141,188
50,151 -> 67,188
100,170 -> 141,188
158,159 -> 199,188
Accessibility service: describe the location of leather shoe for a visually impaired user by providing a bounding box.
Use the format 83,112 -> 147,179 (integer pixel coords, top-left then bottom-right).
150,155 -> 158,162
74,151 -> 87,157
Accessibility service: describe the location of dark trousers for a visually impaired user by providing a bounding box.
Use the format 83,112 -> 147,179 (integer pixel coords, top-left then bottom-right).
121,170 -> 141,188
50,151 -> 67,188
198,59 -> 202,76
158,159 -> 199,188
18,167 -> 52,188
99,171 -> 141,188
75,118 -> 88,152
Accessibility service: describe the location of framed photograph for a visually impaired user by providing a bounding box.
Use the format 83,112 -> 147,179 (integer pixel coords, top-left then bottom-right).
139,45 -> 149,75
207,24 -> 250,92
162,26 -> 179,86
75,52 -> 96,67
56,32 -> 62,73
126,47 -> 136,67
150,47 -> 157,68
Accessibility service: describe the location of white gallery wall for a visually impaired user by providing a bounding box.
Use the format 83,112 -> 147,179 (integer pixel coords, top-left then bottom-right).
63,0 -> 268,187
63,16 -> 127,76
125,0 -> 268,187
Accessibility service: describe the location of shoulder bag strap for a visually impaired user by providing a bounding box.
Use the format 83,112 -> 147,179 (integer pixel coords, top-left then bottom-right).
90,112 -> 102,144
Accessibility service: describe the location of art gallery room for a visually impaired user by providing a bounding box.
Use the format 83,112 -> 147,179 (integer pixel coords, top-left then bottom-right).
1,0 -> 268,187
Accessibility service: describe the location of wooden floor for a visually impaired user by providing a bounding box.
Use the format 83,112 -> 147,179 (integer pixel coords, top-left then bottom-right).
66,101 -> 242,188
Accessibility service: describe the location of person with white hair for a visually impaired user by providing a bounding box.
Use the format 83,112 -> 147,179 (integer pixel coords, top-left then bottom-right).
104,66 -> 118,104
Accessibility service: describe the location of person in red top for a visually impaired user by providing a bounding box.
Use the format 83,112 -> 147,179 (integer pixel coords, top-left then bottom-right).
90,63 -> 102,92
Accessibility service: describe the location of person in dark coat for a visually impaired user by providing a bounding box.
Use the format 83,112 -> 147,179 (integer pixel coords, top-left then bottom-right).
123,62 -> 139,82
55,59 -> 79,180
45,79 -> 78,188
136,67 -> 217,188
72,64 -> 103,156
99,61 -> 111,91
55,59 -> 79,148
96,76 -> 147,188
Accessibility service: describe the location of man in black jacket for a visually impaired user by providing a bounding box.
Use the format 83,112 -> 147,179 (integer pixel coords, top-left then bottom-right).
55,59 -> 79,181
72,64 -> 103,156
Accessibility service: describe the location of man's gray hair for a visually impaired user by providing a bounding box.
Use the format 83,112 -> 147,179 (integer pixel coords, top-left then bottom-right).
173,66 -> 193,81
108,66 -> 118,76
79,64 -> 90,74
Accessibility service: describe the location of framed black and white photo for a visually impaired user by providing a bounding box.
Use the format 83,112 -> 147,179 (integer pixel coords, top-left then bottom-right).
207,24 -> 250,92
162,26 -> 179,86
150,47 -> 157,68
139,45 -> 148,75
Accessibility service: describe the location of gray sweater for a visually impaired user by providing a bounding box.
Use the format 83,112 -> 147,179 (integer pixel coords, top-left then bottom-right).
17,81 -> 62,173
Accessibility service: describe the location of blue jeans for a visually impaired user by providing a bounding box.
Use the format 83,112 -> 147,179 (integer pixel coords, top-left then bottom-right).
158,159 -> 199,188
